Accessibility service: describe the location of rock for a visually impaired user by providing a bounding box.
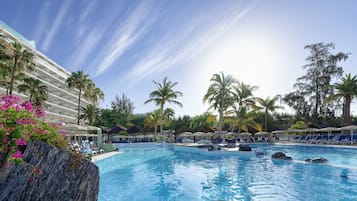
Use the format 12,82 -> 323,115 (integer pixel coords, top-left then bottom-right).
0,141 -> 99,201
285,156 -> 292,160
305,157 -> 328,163
272,152 -> 286,158
238,146 -> 252,151
272,152 -> 292,160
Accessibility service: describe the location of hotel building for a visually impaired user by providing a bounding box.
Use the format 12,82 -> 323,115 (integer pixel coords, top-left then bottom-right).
0,21 -> 90,125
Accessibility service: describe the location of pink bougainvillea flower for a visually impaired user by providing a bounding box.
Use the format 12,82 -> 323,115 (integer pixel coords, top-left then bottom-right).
2,95 -> 21,106
15,105 -> 21,111
37,108 -> 46,117
17,117 -> 35,125
12,151 -> 23,159
22,101 -> 33,112
15,138 -> 26,146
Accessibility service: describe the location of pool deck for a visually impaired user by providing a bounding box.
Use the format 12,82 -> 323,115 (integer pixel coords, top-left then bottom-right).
90,142 -> 356,163
91,151 -> 122,162
274,142 -> 357,149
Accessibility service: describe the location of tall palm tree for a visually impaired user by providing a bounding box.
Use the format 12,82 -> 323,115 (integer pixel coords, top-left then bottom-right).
66,70 -> 90,125
145,77 -> 183,135
80,104 -> 100,126
8,42 -> 35,95
17,77 -> 48,107
144,110 -> 161,136
233,82 -> 258,110
330,73 -> 357,125
257,96 -> 281,132
82,80 -> 104,125
85,81 -> 104,106
203,72 -> 235,138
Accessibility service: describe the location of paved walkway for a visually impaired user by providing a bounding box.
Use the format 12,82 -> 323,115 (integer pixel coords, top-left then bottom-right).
91,151 -> 122,162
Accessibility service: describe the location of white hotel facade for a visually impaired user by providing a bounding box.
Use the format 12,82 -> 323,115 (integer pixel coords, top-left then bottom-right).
0,21 -> 90,125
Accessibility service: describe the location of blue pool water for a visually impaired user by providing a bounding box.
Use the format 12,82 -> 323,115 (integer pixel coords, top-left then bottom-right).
96,144 -> 357,201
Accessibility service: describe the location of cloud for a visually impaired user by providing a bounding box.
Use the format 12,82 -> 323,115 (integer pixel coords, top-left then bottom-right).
93,1 -> 158,76
121,3 -> 255,87
41,1 -> 72,51
11,4 -> 25,27
77,0 -> 98,41
32,1 -> 52,43
70,30 -> 103,69
68,1 -> 103,70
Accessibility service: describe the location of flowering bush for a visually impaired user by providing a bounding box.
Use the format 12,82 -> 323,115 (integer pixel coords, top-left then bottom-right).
0,95 -> 67,167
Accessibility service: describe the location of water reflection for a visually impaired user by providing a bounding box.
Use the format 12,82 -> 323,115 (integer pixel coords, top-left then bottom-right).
98,145 -> 357,201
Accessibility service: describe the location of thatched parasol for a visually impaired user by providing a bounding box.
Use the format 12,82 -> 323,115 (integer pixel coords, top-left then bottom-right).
109,125 -> 127,134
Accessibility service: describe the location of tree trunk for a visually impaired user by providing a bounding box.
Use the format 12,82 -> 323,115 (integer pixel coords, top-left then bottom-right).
264,110 -> 268,132
314,82 -> 319,117
160,104 -> 163,136
9,57 -> 18,95
219,109 -> 223,142
77,89 -> 81,125
344,95 -> 351,126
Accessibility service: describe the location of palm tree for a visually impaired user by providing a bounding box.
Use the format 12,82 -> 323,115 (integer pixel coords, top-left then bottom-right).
257,96 -> 281,132
163,108 -> 175,121
144,110 -> 161,136
330,73 -> 357,125
0,33 -> 11,82
85,81 -> 104,106
233,82 -> 258,110
80,104 -> 100,126
190,112 -> 217,130
227,106 -> 261,134
17,77 -> 48,107
145,77 -> 183,135
8,42 -> 36,95
203,72 -> 235,138
84,82 -> 104,126
66,70 -> 90,125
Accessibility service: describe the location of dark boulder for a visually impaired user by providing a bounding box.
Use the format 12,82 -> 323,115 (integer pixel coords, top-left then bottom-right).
305,157 -> 328,163
0,141 -> 99,201
238,145 -> 252,151
272,152 -> 292,160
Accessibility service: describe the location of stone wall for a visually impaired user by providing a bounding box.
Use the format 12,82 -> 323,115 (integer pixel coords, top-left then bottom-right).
0,141 -> 99,201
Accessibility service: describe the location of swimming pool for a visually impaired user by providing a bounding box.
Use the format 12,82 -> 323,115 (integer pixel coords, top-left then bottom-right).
96,144 -> 357,201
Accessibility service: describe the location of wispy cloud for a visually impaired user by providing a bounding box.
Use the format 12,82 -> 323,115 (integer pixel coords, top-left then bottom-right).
77,0 -> 97,42
11,4 -> 24,27
121,2 -> 256,86
70,30 -> 103,69
93,1 -> 158,76
41,1 -> 72,51
68,1 -> 103,70
32,1 -> 52,43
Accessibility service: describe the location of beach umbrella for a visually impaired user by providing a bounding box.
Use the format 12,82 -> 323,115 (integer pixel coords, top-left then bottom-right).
192,132 -> 205,137
222,133 -> 235,139
238,132 -> 252,136
238,132 -> 252,139
109,125 -> 127,134
340,125 -> 357,144
127,125 -> 141,134
318,127 -> 340,142
179,132 -> 193,137
254,132 -> 269,136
